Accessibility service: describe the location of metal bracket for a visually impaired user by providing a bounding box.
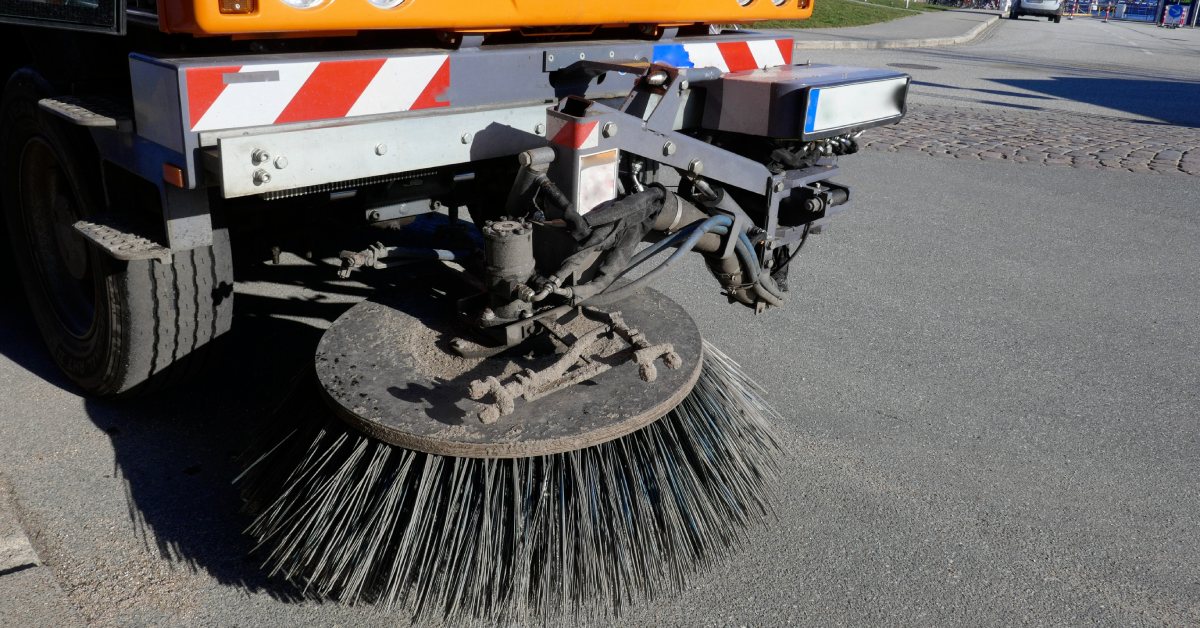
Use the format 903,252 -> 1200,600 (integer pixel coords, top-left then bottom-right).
543,50 -> 635,72
466,308 -> 680,423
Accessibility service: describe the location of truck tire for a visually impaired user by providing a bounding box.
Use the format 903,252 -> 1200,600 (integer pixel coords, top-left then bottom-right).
1,69 -> 233,396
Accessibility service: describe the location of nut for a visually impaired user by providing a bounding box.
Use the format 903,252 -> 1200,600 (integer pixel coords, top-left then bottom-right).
602,122 -> 618,138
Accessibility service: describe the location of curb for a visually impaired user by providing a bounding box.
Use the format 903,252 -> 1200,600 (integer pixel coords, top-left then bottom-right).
791,14 -> 1000,50
0,479 -> 39,576
0,475 -> 83,627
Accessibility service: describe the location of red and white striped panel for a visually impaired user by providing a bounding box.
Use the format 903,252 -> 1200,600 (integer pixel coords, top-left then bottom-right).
686,39 -> 793,72
547,117 -> 600,150
652,38 -> 793,73
185,54 -> 450,132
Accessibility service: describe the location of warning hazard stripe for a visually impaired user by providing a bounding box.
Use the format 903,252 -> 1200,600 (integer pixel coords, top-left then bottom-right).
547,118 -> 600,150
186,54 -> 450,132
651,38 -> 793,73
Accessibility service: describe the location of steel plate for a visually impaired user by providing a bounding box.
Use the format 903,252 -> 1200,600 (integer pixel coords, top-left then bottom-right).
315,287 -> 702,458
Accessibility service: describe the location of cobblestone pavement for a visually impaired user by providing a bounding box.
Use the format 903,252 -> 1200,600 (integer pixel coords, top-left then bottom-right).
864,103 -> 1200,176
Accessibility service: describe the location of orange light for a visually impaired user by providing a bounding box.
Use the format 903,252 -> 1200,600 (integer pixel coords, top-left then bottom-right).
219,0 -> 256,15
162,163 -> 186,188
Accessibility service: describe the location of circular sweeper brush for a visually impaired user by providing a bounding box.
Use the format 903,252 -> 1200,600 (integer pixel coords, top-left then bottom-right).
238,285 -> 782,624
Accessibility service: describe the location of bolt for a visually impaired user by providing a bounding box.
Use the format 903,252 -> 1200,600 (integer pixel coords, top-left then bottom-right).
602,121 -> 618,138
534,123 -> 546,136
375,144 -> 388,156
251,148 -> 270,165
253,169 -> 271,186
608,50 -> 615,58
679,79 -> 690,92
461,132 -> 473,144
773,181 -> 786,193
688,159 -> 703,175
547,54 -> 555,63
663,141 -> 676,156
273,155 -> 288,169
579,52 -> 586,60
481,308 -> 496,321
368,210 -> 381,221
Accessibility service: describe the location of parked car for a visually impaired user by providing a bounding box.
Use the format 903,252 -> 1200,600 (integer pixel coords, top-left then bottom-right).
1010,0 -> 1065,21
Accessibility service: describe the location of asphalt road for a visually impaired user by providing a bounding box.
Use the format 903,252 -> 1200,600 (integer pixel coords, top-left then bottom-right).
825,14 -> 1200,125
2,17 -> 1198,627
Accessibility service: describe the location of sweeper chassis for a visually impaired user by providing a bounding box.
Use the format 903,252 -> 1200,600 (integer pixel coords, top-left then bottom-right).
3,24 -> 912,617
3,29 -> 909,406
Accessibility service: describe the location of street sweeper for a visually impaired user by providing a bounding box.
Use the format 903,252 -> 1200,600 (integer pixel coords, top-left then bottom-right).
1,0 -> 909,622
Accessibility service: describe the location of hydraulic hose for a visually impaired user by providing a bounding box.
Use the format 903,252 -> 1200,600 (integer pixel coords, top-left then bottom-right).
735,232 -> 786,307
588,217 -> 785,308
627,222 -> 730,269
583,214 -> 733,306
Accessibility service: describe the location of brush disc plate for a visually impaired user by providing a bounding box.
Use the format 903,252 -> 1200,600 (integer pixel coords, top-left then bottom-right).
315,288 -> 702,458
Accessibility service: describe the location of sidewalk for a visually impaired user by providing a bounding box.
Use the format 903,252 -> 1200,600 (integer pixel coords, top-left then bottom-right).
778,9 -> 1000,49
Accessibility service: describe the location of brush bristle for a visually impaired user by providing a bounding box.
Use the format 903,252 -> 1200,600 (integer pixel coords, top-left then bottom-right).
237,341 -> 782,624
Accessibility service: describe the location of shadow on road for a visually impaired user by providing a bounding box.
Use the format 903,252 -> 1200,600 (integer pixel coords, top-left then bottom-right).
912,79 -> 1056,100
0,229 -> 369,603
0,206 -> 492,606
991,76 -> 1200,126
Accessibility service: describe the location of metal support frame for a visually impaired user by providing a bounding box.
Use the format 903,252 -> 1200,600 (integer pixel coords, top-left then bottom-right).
213,104 -> 551,198
75,31 -> 898,256
124,32 -> 797,193
543,63 -> 845,256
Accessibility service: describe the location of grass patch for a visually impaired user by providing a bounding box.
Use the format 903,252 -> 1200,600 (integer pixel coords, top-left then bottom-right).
859,0 -> 957,11
757,0 -> 950,28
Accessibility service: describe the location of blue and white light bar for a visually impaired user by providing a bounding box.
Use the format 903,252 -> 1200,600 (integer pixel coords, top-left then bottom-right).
703,64 -> 911,141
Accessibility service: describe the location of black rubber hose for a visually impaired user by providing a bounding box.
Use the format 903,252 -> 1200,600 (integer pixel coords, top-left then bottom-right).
583,215 -> 733,307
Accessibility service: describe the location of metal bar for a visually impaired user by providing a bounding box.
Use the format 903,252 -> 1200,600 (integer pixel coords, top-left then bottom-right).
216,104 -> 549,198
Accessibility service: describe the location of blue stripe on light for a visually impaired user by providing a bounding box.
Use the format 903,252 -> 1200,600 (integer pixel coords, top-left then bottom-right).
804,88 -> 821,134
652,44 -> 694,68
